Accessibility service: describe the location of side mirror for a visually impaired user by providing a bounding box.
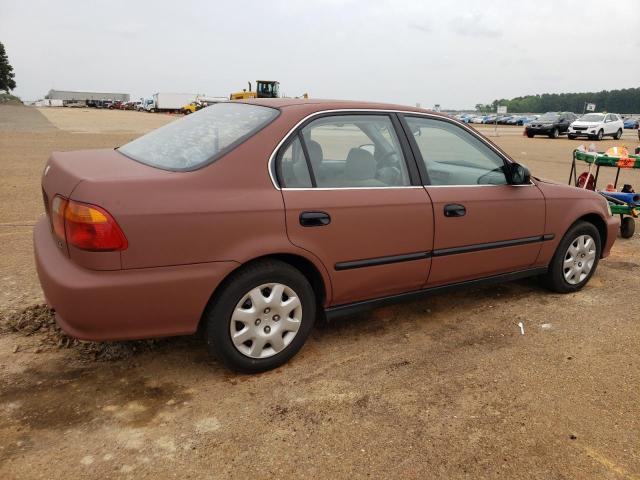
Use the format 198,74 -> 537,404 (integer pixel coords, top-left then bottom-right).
509,163 -> 531,185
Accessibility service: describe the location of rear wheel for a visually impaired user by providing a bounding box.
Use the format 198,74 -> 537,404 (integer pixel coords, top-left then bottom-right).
621,216 -> 635,238
614,128 -> 622,140
204,259 -> 316,373
549,127 -> 559,139
543,221 -> 601,293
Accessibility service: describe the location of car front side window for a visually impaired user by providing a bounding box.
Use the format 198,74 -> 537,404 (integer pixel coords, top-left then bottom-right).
404,116 -> 508,186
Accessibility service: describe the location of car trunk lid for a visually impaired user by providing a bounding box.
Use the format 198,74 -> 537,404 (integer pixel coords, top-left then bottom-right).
41,149 -> 172,268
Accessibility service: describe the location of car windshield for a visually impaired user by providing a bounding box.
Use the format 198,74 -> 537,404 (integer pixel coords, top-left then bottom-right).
118,102 -> 278,170
538,113 -> 559,122
579,113 -> 605,122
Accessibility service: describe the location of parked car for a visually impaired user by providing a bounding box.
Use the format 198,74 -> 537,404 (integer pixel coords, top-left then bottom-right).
623,117 -> 639,129
525,112 -> 577,138
108,101 -> 124,110
519,115 -> 537,126
568,113 -> 624,140
482,115 -> 498,124
35,99 -> 618,372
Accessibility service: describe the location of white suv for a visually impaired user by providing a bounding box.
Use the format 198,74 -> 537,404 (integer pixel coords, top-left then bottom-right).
568,113 -> 624,140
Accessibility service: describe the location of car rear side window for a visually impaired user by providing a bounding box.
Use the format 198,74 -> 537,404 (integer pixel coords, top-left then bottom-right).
405,116 -> 508,186
284,115 -> 411,188
118,103 -> 278,171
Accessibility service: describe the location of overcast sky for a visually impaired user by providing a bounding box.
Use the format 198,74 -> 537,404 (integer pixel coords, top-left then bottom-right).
1,0 -> 638,109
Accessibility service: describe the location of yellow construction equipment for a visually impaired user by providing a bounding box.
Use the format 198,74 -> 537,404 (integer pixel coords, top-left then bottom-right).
230,80 -> 280,100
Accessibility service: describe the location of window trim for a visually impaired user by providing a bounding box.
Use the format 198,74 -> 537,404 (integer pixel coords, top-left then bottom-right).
272,111 -> 422,189
268,109 -> 522,190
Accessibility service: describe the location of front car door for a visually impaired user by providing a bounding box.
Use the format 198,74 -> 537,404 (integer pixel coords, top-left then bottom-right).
400,115 -> 547,287
276,112 -> 434,306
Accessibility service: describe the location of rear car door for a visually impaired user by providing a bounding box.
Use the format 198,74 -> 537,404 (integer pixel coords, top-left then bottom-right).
276,112 -> 434,306
401,115 -> 546,287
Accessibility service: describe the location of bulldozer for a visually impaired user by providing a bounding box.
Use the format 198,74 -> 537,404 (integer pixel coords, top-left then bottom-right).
230,80 -> 280,100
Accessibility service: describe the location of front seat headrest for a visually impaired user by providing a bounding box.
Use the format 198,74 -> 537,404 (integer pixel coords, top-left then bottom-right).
345,148 -> 376,180
306,140 -> 323,167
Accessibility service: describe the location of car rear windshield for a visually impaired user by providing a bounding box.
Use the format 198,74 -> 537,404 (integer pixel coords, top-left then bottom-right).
579,113 -> 604,122
118,102 -> 278,171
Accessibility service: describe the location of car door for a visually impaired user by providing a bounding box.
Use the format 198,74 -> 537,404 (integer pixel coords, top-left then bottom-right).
276,112 -> 434,306
602,114 -> 612,135
558,114 -> 571,133
400,115 -> 546,287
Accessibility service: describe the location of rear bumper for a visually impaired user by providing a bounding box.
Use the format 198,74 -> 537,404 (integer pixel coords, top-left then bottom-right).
602,214 -> 619,259
34,217 -> 239,341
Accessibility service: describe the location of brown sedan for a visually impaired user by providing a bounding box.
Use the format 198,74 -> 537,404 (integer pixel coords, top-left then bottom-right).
35,99 -> 619,372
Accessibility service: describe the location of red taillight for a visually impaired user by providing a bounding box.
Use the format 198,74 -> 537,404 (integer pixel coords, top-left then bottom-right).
50,195 -> 128,251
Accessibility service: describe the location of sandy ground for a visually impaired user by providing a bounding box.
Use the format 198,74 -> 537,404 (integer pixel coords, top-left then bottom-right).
0,105 -> 639,479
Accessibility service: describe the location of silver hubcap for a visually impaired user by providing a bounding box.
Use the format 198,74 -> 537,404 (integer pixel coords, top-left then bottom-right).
229,283 -> 302,359
563,234 -> 596,285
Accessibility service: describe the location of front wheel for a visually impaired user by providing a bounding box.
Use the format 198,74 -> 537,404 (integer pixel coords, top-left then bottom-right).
543,221 -> 601,293
549,128 -> 559,139
526,132 -> 534,138
596,129 -> 603,141
204,260 -> 316,373
568,134 -> 576,140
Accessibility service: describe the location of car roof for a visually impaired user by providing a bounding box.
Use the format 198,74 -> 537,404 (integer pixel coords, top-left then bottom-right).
235,97 -> 444,116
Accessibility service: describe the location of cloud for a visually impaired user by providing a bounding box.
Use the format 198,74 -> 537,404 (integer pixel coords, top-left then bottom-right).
408,22 -> 433,34
450,12 -> 502,38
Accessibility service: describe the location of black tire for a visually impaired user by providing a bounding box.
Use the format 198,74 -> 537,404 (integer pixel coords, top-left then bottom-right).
596,129 -> 603,141
204,259 -> 316,373
568,134 -> 576,140
526,132 -> 534,138
549,128 -> 559,139
620,216 -> 635,238
614,129 -> 622,140
543,221 -> 601,293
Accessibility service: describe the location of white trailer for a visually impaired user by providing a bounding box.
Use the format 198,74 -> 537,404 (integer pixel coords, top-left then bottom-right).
146,93 -> 200,113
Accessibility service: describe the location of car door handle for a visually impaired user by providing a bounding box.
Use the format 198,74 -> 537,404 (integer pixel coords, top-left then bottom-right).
444,204 -> 466,217
299,211 -> 331,227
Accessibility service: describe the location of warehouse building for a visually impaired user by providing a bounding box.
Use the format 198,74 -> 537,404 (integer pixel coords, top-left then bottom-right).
45,89 -> 130,104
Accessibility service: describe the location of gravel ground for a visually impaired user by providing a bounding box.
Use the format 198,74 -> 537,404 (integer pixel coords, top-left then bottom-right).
0,105 -> 638,479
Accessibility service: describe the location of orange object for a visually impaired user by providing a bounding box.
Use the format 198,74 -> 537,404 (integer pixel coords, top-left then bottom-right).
617,158 -> 635,168
605,146 -> 629,157
605,184 -> 616,192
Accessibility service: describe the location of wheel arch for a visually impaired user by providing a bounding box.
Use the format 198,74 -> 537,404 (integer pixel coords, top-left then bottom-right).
575,213 -> 607,255
198,252 -> 331,333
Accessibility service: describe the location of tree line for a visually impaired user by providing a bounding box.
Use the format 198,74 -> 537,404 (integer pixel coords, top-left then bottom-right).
476,87 -> 640,114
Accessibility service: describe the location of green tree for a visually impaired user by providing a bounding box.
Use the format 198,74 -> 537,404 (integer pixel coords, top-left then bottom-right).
0,42 -> 17,93
484,88 -> 640,114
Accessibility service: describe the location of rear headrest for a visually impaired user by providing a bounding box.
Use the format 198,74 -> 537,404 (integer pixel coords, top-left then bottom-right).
306,140 -> 323,167
345,148 -> 376,180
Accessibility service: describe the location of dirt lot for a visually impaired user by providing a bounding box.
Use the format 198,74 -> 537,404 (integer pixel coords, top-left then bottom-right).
1,105 -> 639,479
